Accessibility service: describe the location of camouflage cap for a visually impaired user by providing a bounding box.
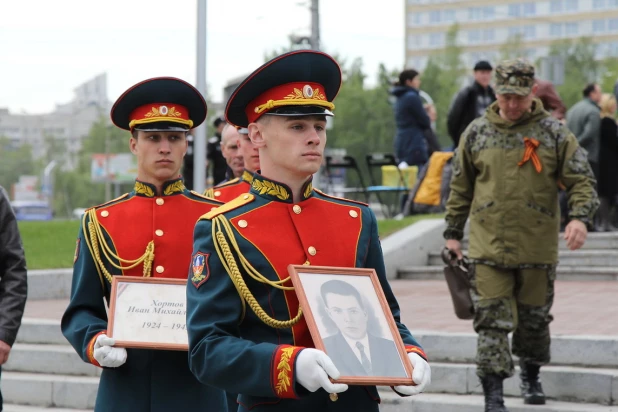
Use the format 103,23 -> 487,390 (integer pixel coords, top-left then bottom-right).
494,59 -> 535,96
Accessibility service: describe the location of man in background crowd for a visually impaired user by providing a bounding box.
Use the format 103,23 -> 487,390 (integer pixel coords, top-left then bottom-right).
447,60 -> 496,148
204,126 -> 259,202
207,116 -> 228,185
219,124 -> 244,183
567,83 -> 602,180
445,59 -> 598,411
0,185 -> 28,412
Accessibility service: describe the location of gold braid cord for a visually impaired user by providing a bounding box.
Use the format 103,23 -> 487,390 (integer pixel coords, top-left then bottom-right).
86,209 -> 155,284
211,215 -> 302,328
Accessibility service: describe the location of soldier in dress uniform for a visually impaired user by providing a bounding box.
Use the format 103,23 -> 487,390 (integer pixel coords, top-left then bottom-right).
61,77 -> 230,412
186,50 -> 431,412
204,126 -> 260,203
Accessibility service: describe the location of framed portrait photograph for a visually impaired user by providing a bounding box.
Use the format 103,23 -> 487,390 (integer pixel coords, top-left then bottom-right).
107,276 -> 189,351
287,265 -> 414,386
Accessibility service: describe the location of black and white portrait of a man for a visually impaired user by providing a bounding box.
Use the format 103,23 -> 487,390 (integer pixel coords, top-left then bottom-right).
318,279 -> 406,378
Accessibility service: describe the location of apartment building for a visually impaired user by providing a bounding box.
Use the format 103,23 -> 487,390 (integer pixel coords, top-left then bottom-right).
406,0 -> 618,70
0,74 -> 110,166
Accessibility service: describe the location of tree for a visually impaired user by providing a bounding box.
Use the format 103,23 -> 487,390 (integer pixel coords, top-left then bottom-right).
418,24 -> 466,147
50,118 -> 134,217
0,137 -> 36,193
323,57 -> 398,188
418,57 -> 447,145
40,134 -> 68,166
499,34 -> 526,61
549,37 -> 599,109
600,57 -> 618,98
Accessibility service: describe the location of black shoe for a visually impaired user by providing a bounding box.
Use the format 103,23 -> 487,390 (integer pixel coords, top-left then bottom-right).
519,360 -> 546,405
481,374 -> 509,412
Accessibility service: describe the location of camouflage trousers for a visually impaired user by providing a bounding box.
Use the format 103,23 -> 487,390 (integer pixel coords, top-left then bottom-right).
468,263 -> 556,378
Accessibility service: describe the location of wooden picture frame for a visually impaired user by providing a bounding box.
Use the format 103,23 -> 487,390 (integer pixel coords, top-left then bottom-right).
108,276 -> 189,351
287,265 -> 414,386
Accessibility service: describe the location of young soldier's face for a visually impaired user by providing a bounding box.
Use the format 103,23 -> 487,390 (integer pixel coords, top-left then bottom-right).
130,130 -> 188,184
251,115 -> 327,179
237,134 -> 260,173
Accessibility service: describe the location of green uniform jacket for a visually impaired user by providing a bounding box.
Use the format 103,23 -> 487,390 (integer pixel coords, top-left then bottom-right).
444,99 -> 599,266
187,175 -> 426,411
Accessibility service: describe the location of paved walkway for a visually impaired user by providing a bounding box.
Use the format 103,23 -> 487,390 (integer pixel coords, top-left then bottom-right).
392,279 -> 618,336
24,279 -> 618,337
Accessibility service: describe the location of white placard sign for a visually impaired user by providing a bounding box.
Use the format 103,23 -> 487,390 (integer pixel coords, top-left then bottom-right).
108,277 -> 188,351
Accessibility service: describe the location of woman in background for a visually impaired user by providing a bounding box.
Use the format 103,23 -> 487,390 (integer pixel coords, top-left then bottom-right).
597,93 -> 618,231
390,69 -> 431,167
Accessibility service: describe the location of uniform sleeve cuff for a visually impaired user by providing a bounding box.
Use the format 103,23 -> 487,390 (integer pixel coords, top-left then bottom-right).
568,216 -> 591,224
443,227 -> 464,240
405,345 -> 428,362
271,345 -> 304,399
86,331 -> 106,367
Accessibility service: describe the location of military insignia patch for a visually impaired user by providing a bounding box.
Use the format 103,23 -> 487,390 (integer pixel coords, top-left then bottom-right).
73,238 -> 80,264
191,252 -> 210,289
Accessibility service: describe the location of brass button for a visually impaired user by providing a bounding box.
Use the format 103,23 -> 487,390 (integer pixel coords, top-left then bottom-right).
100,211 -> 109,217
303,260 -> 311,265
293,205 -> 302,214
349,210 -> 358,218
211,206 -> 217,211
155,265 -> 164,274
308,246 -> 317,256
214,191 -> 221,197
155,229 -> 164,236
243,195 -> 250,200
238,220 -> 248,228
329,393 -> 338,402
156,198 -> 164,205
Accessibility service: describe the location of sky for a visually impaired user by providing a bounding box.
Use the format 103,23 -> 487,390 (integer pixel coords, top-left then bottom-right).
0,0 -> 406,115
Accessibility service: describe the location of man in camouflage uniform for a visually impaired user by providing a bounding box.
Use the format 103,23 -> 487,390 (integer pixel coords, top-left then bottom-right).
444,60 -> 599,412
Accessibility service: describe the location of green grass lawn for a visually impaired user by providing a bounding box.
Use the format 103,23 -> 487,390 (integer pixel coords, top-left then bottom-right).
19,220 -> 80,270
18,213 -> 444,270
377,213 -> 445,238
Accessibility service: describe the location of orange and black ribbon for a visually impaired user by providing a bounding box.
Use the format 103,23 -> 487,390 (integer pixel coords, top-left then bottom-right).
518,137 -> 542,173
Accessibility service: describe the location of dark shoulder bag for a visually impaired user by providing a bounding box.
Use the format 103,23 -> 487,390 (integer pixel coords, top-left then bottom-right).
441,248 -> 474,320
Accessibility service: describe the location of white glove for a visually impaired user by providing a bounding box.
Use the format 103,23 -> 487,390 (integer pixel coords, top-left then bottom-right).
394,353 -> 431,395
295,349 -> 349,394
93,334 -> 127,368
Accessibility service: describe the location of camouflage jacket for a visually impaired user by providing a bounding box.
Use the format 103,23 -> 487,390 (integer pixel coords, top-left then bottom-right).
444,98 -> 599,266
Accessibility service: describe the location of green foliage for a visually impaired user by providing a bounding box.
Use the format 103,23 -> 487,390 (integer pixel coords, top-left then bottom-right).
419,25 -> 466,147
51,118 -> 134,217
499,34 -> 526,61
0,137 -> 36,192
327,57 -> 397,184
600,57 -> 618,98
549,37 -> 599,109
19,220 -> 80,269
